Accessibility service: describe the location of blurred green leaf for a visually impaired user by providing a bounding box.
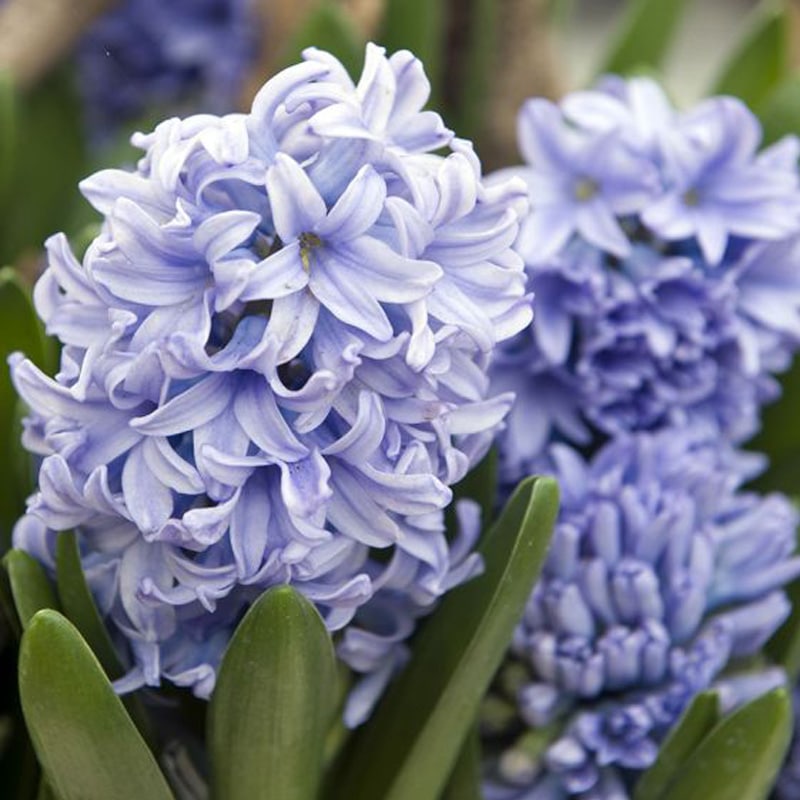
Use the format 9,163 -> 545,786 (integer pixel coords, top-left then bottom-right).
19,610 -> 174,800
710,2 -> 789,109
380,0 -> 445,101
444,0 -> 496,142
334,475 -> 560,800
0,71 -> 89,264
0,268 -> 51,546
3,550 -> 58,629
634,691 -> 719,800
599,0 -> 689,76
758,73 -> 800,145
209,586 -> 337,800
55,532 -> 123,679
658,688 -> 792,800
0,71 -> 16,204
278,2 -> 364,80
442,724 -> 482,800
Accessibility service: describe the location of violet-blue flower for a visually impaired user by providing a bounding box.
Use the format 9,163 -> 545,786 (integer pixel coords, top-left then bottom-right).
10,44 -> 531,723
481,429 -> 800,799
491,77 -> 800,479
77,0 -> 257,138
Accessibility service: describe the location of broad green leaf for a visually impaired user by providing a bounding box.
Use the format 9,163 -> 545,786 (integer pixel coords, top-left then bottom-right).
599,0 -> 689,76
19,610 -> 174,800
334,475 -> 560,800
3,550 -> 57,629
209,586 -> 338,800
710,2 -> 789,109
442,724 -> 482,800
0,269 -> 50,546
634,691 -> 719,800
659,688 -> 792,800
278,2 -> 364,80
380,0 -> 445,102
758,73 -> 800,145
55,532 -> 123,678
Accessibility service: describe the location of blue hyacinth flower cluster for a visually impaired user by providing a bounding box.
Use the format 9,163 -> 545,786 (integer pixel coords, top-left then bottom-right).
490,77 -> 800,480
10,44 -> 532,727
483,77 -> 800,800
483,432 -> 800,799
77,0 -> 257,138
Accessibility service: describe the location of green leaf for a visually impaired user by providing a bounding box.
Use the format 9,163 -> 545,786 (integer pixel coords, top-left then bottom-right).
3,550 -> 58,629
634,691 -> 719,800
710,2 -> 789,109
0,268 -> 51,546
452,448 -> 498,533
209,586 -> 338,800
599,0 -> 689,76
758,73 -> 800,146
441,724 -> 482,800
55,532 -> 124,679
19,610 -> 174,800
444,0 -> 497,142
659,688 -> 792,800
334,475 -> 560,800
0,71 -> 89,264
0,71 -> 16,203
379,0 -> 445,102
278,2 -> 364,80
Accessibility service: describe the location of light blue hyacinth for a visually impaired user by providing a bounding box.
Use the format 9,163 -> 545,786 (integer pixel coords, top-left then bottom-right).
491,77 -> 800,481
482,429 -> 800,799
10,44 -> 531,725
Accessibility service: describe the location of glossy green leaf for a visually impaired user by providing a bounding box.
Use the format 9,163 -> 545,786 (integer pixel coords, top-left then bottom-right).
758,73 -> 800,146
710,2 -> 788,109
452,447 -> 498,535
3,550 -> 57,629
380,0 -> 445,102
209,586 -> 337,800
599,0 -> 688,76
634,691 -> 719,800
334,475 -> 560,800
659,688 -> 792,800
55,532 -> 124,678
19,610 -> 173,800
278,2 -> 364,80
442,724 -> 482,800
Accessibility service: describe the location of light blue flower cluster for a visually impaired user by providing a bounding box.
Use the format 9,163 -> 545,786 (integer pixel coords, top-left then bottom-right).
11,44 -> 531,726
483,430 -> 800,799
77,0 -> 257,137
490,77 -> 800,481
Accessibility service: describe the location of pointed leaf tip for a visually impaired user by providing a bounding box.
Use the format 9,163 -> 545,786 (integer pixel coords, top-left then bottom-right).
209,585 -> 338,800
19,610 -> 173,800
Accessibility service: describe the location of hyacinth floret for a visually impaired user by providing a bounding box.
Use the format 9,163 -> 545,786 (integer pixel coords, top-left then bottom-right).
482,429 -> 800,799
11,43 -> 532,726
491,77 -> 800,481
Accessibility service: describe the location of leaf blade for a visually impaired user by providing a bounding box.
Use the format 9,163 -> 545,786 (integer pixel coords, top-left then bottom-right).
3,549 -> 58,629
633,691 -> 719,800
209,586 -> 338,800
19,609 -> 173,800
335,475 -> 560,800
599,0 -> 689,76
659,688 -> 792,800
